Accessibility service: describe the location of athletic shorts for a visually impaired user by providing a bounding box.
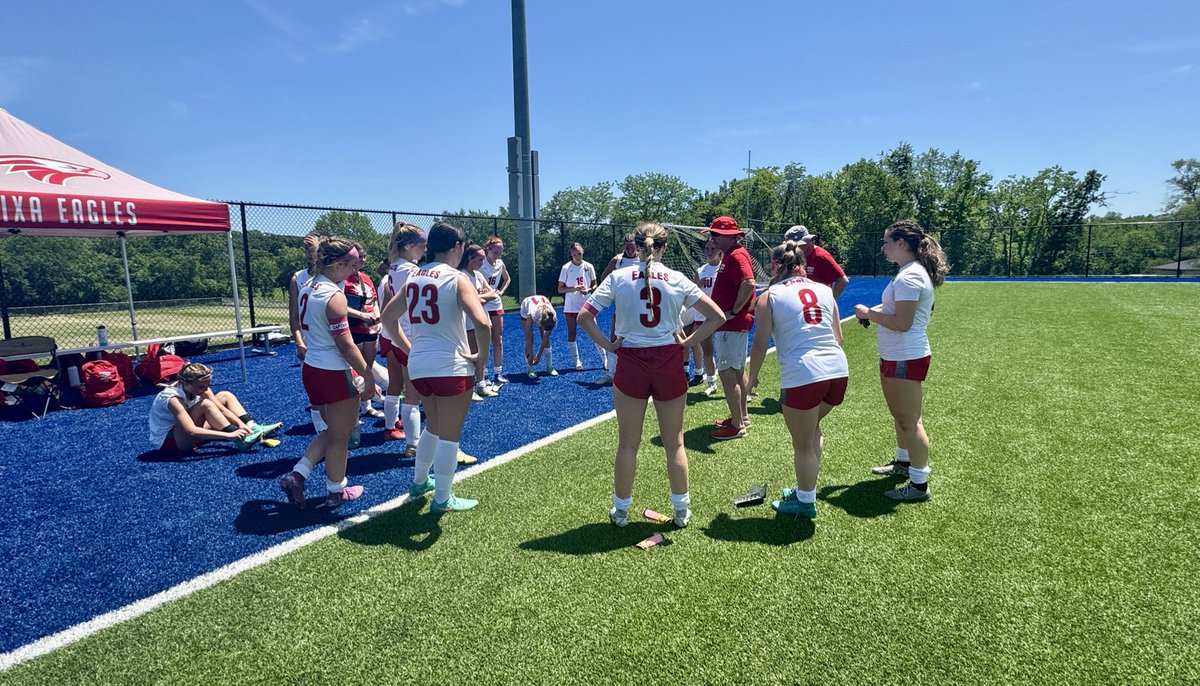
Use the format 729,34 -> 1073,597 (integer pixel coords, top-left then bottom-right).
782,377 -> 849,411
159,432 -> 200,455
565,312 -> 579,320
880,355 -> 931,382
488,309 -> 505,318
712,331 -> 750,371
302,364 -> 358,406
379,337 -> 409,366
351,331 -> 379,345
614,344 -> 687,401
411,375 -> 473,398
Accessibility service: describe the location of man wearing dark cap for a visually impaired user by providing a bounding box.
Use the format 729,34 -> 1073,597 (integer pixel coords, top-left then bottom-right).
783,225 -> 849,298
703,216 -> 755,440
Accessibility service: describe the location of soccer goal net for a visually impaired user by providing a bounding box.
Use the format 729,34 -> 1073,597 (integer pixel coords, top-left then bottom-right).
660,223 -> 778,286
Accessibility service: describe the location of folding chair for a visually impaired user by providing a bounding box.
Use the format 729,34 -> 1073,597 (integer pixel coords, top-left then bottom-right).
0,336 -> 61,420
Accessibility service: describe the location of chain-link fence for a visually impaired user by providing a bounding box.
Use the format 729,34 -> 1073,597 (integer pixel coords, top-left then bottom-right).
1,200 -> 1197,347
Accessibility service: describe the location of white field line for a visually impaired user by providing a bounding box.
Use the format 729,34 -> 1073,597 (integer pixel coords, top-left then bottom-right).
2,315 -> 874,671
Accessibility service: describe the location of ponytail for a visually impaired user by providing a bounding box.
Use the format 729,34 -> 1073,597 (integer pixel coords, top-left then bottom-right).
886,220 -> 950,288
769,240 -> 806,286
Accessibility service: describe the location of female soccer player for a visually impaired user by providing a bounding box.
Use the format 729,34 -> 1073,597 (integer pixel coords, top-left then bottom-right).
288,232 -> 328,432
747,240 -> 848,519
854,220 -> 950,502
459,242 -> 499,398
557,242 -> 597,370
520,294 -> 558,378
379,223 -> 427,452
147,362 -> 281,455
578,222 -> 724,529
690,237 -> 723,396
279,237 -> 375,509
594,233 -> 643,384
383,221 -> 489,512
479,236 -> 511,385
344,242 -> 383,417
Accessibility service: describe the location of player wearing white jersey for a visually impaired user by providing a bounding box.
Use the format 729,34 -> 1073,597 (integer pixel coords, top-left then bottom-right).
520,294 -> 558,378
280,238 -> 375,510
748,241 -> 849,519
579,222 -> 725,530
557,243 -> 599,371
689,238 -> 723,395
287,233 -> 326,432
479,236 -> 511,384
595,234 -> 645,383
147,362 -> 280,455
379,223 -> 426,450
854,220 -> 950,503
383,222 -> 490,512
459,243 -> 499,399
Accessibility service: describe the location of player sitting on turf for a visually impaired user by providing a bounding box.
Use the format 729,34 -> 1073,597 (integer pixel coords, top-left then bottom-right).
147,362 -> 282,455
520,294 -> 558,378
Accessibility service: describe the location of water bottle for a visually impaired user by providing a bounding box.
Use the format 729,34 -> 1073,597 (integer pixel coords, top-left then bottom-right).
96,325 -> 109,347
67,365 -> 81,388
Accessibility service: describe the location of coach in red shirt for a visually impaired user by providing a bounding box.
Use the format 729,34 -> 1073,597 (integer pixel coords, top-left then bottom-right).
784,225 -> 849,298
704,216 -> 756,440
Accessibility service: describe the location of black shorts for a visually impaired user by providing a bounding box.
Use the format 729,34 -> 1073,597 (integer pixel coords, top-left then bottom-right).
351,331 -> 379,345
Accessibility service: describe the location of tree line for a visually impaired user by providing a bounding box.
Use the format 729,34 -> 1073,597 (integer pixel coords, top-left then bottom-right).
1,145 -> 1196,307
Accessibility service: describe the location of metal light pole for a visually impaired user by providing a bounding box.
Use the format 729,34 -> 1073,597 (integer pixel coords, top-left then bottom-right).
508,0 -> 538,299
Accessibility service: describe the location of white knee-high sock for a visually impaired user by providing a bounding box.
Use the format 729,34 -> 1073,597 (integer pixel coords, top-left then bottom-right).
433,439 -> 460,503
384,395 -> 401,427
371,359 -> 390,389
402,403 -> 421,441
309,407 -> 327,433
544,348 -> 554,371
414,430 -> 438,482
568,341 -> 579,363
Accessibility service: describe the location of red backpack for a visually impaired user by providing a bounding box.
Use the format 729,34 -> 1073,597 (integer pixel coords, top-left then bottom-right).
102,351 -> 138,392
135,344 -> 187,385
81,359 -> 126,407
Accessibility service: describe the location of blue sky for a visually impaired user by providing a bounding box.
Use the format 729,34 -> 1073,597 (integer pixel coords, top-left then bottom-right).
2,0 -> 1197,218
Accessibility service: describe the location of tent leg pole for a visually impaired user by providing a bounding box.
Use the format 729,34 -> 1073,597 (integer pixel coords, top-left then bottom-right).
119,234 -> 139,355
227,232 -> 248,383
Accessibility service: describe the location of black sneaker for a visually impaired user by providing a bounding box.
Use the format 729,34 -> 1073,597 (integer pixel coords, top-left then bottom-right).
870,460 -> 910,477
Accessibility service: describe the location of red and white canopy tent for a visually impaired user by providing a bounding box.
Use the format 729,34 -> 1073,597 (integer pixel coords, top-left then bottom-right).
0,108 -> 252,377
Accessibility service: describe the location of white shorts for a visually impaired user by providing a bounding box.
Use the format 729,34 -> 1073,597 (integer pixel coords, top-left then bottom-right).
712,331 -> 749,371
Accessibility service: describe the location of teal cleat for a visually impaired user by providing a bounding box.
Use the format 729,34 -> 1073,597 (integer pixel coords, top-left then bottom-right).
771,498 -> 817,519
430,494 -> 478,513
257,422 -> 283,438
408,476 -> 436,498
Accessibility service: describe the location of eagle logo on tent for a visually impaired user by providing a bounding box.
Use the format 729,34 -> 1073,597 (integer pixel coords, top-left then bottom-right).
0,155 -> 111,186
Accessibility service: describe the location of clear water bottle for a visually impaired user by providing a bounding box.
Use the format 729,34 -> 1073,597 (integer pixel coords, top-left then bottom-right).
96,325 -> 108,347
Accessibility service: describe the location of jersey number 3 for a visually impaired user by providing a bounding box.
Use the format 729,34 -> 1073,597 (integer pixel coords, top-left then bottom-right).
798,288 -> 822,324
639,286 -> 663,327
406,283 -> 441,325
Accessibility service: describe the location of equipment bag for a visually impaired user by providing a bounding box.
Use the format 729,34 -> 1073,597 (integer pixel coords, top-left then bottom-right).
135,344 -> 187,385
81,359 -> 126,407
102,351 -> 138,392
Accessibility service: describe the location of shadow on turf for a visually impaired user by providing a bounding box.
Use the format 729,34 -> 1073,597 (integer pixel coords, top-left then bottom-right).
702,512 -> 814,546
135,446 -> 242,464
519,522 -> 672,555
338,498 -> 442,551
235,451 -> 413,479
818,478 -> 905,519
234,498 -> 352,535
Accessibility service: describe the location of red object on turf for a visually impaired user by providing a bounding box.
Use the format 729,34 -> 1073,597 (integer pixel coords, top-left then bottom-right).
714,416 -> 751,428
711,424 -> 747,440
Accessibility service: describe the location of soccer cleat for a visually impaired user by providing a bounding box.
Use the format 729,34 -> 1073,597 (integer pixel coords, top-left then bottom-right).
673,507 -> 692,528
408,476 -> 436,498
733,483 -> 768,508
527,370 -> 538,379
471,391 -> 485,402
257,422 -> 284,438
457,451 -> 478,465
771,498 -> 817,519
595,374 -> 613,386
547,368 -> 559,377
235,426 -> 263,452
279,471 -> 307,508
325,484 -> 364,508
715,416 -> 752,429
871,460 -> 911,477
362,406 -> 385,418
884,482 -> 931,502
711,424 -> 748,440
609,507 -> 629,528
384,428 -> 405,441
403,444 -> 418,458
494,374 -> 510,384
431,494 -> 479,513
703,383 -> 718,397
477,384 -> 498,398
689,374 -> 704,386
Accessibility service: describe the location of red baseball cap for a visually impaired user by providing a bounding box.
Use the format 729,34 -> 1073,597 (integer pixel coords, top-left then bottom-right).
704,216 -> 744,236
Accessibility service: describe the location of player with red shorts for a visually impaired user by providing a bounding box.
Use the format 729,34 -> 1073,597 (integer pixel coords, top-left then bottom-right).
854,220 -> 950,503
379,223 -> 426,453
279,237 -> 375,509
382,221 -> 490,512
748,240 -> 849,520
578,221 -> 724,530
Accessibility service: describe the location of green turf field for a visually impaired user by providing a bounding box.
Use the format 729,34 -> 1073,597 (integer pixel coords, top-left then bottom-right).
4,282 -> 1198,685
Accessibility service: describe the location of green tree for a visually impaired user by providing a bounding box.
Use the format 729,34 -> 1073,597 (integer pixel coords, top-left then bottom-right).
1166,158 -> 1200,216
611,172 -> 698,227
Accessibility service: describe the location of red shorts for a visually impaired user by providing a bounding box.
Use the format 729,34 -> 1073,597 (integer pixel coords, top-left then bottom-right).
160,433 -> 199,455
302,364 -> 358,406
489,309 -> 505,318
380,337 -> 409,366
566,312 -> 579,320
880,355 -> 931,382
614,345 -> 687,401
412,375 -> 473,397
782,377 -> 849,411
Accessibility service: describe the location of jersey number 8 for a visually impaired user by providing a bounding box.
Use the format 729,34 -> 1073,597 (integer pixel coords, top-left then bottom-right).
798,288 -> 822,325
